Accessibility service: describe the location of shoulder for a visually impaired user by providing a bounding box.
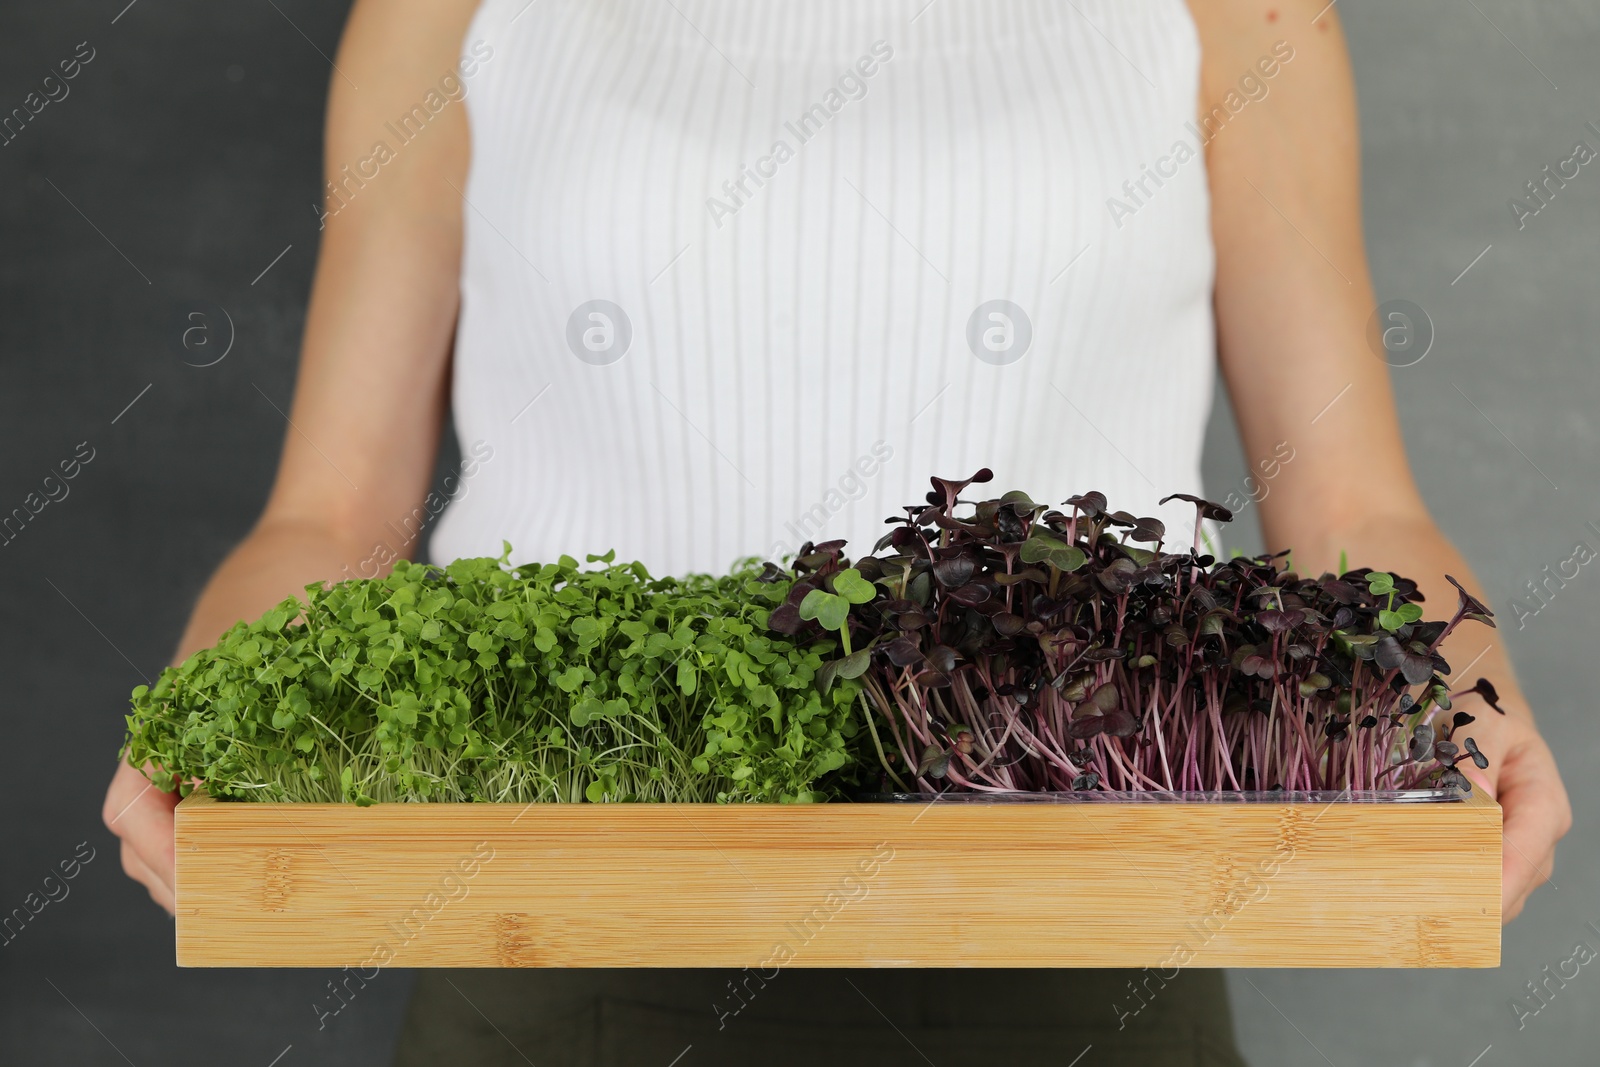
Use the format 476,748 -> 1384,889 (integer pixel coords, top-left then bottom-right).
1185,0 -> 1348,106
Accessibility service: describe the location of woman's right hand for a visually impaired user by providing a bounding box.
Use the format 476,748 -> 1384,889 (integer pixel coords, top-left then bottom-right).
103,759 -> 180,914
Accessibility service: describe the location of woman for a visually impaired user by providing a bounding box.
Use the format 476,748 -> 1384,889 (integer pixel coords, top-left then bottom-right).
104,1 -> 1570,1063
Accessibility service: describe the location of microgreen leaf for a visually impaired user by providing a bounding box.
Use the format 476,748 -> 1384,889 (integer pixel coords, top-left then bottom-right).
835,648 -> 872,680
1019,531 -> 1087,572
831,568 -> 877,605
798,588 -> 849,632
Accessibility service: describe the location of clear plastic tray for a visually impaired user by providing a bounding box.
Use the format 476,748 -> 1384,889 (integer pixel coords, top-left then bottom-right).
860,787 -> 1465,804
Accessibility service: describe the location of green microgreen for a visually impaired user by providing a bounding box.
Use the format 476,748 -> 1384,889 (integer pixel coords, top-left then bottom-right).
124,547 -> 864,804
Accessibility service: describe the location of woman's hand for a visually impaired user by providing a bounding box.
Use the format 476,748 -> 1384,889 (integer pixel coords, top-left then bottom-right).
1193,0 -> 1572,925
1460,700 -> 1572,922
103,759 -> 180,914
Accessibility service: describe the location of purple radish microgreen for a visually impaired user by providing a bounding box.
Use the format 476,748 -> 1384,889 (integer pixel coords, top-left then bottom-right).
766,474 -> 1500,796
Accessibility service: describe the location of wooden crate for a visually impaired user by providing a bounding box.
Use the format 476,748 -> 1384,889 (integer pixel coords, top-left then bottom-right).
173,788 -> 1501,968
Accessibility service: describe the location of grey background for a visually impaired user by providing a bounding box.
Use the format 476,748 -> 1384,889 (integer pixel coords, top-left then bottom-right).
0,1 -> 1596,1064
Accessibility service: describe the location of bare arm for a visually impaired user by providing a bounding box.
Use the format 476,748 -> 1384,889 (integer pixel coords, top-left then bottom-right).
1190,0 -> 1570,921
104,0 -> 481,911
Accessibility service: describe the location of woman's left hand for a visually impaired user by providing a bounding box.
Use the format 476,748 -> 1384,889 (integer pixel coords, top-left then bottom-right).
1460,699 -> 1571,923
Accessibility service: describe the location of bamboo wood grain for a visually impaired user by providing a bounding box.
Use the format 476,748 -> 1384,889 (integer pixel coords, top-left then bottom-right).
174,790 -> 1500,968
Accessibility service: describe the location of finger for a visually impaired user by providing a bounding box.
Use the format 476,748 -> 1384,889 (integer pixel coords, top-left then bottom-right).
121,841 -> 175,914
121,842 -> 173,912
103,759 -> 155,829
1495,746 -> 1570,922
103,760 -> 179,832
1503,806 -> 1559,921
105,766 -> 180,901
1502,849 -> 1554,923
119,800 -> 178,902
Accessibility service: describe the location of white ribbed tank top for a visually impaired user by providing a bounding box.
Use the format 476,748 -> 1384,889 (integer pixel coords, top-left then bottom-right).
431,0 -> 1218,576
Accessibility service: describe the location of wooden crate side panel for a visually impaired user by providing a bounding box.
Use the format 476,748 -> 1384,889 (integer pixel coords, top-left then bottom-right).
174,794 -> 1500,968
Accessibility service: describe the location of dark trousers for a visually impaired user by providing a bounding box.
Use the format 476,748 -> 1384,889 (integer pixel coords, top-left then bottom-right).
396,968 -> 1247,1066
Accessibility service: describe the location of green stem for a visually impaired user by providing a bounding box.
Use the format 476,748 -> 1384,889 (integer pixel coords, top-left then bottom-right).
859,691 -> 911,793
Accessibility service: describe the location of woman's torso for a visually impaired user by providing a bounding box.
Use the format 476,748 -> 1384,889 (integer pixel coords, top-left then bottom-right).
411,5 -> 1241,1064
431,0 -> 1218,576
